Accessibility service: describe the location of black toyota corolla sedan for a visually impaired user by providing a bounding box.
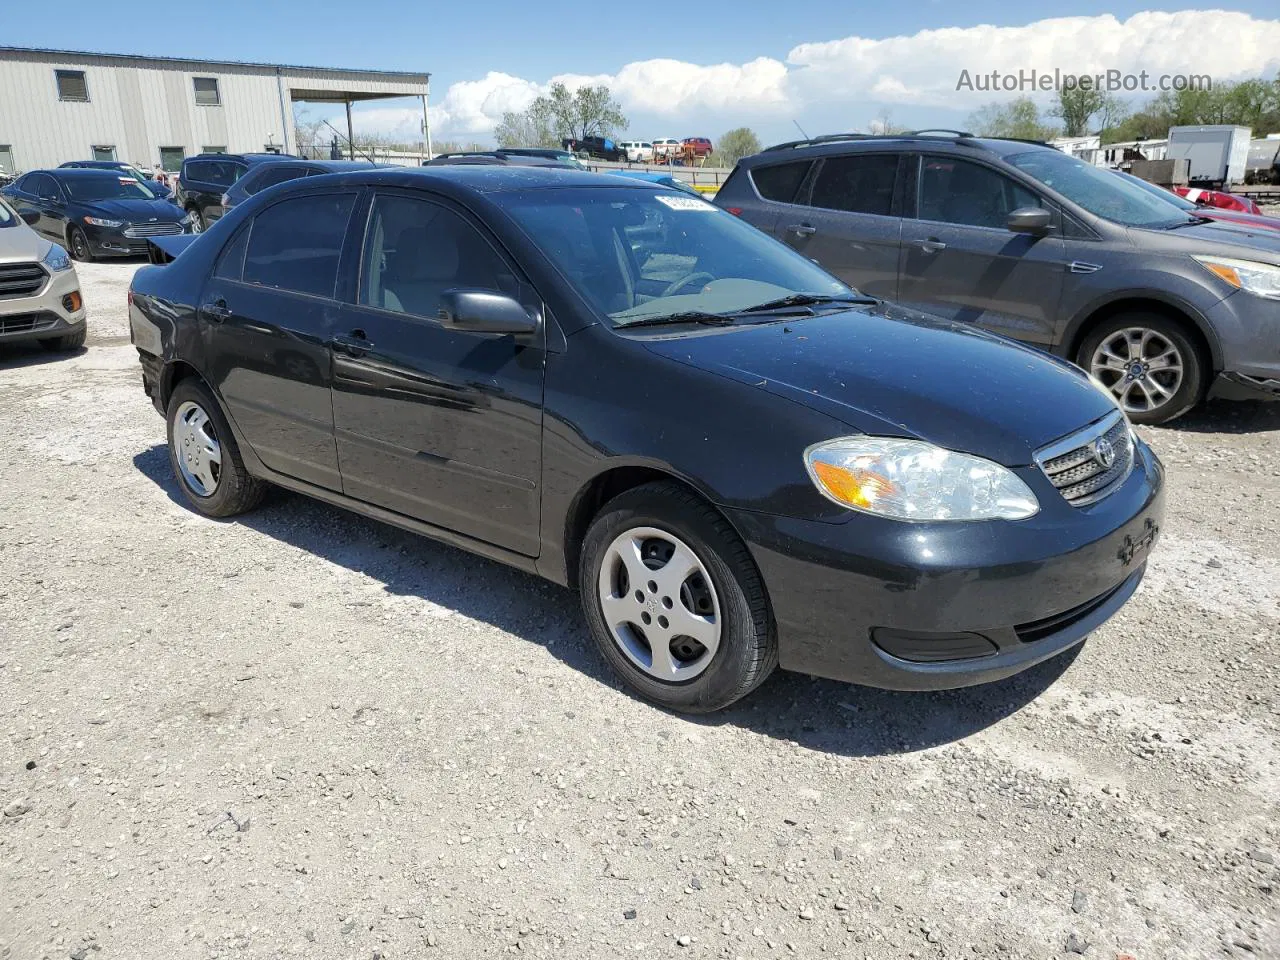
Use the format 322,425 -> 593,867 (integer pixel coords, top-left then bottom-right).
127,167 -> 1164,713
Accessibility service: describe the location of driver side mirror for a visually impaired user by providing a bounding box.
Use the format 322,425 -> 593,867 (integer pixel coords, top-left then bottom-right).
1007,207 -> 1051,235
438,289 -> 538,337
20,210 -> 41,226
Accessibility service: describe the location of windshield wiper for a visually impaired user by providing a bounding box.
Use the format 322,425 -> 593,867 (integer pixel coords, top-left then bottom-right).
615,311 -> 735,329
1164,216 -> 1215,229
734,293 -> 878,314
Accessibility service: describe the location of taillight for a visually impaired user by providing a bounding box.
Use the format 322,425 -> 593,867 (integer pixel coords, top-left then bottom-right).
726,207 -> 743,217
127,289 -> 133,308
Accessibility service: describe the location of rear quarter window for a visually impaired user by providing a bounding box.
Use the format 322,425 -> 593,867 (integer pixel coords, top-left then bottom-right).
749,161 -> 813,203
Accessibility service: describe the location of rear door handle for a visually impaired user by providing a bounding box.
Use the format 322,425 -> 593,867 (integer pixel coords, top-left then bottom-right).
201,298 -> 231,322
329,331 -> 373,357
914,238 -> 947,254
787,223 -> 817,237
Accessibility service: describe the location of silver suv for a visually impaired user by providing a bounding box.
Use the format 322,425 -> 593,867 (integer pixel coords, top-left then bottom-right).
715,132 -> 1280,424
0,198 -> 86,351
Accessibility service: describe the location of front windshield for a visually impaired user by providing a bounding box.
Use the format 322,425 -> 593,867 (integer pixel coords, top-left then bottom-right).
64,175 -> 156,202
503,187 -> 854,325
1006,150 -> 1199,228
1115,172 -> 1198,211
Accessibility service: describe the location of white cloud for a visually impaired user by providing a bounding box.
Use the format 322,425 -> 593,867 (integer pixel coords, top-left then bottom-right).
350,11 -> 1280,141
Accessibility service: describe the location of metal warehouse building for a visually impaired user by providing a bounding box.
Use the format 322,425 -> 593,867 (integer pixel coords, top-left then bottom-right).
0,47 -> 430,175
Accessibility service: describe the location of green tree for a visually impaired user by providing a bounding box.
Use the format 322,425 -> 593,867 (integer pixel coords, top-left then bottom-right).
966,98 -> 1058,140
494,83 -> 628,147
716,127 -> 762,166
1051,85 -> 1107,137
495,98 -> 557,149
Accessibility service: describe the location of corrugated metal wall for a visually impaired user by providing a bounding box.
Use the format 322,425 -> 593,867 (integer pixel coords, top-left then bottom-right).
0,49 -> 428,172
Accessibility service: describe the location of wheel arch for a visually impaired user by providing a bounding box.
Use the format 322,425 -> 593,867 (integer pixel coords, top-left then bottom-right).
158,359 -> 205,411
1062,295 -> 1221,373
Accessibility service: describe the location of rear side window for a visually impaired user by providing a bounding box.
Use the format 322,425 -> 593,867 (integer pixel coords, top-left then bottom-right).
809,154 -> 899,216
243,192 -> 356,299
918,156 -> 1041,229
750,161 -> 811,203
247,165 -> 309,195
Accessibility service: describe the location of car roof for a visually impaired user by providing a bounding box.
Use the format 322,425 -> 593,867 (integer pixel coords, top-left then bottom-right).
46,167 -> 142,179
282,165 -> 652,198
60,160 -> 130,167
738,132 -> 1055,166
250,158 -> 380,171
188,153 -> 293,164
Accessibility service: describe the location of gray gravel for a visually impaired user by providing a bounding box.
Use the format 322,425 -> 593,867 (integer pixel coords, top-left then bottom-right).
1,259 -> 1278,960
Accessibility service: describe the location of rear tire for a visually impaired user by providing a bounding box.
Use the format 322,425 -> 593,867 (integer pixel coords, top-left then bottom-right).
579,481 -> 777,713
38,327 -> 86,351
165,378 -> 266,518
1078,313 -> 1205,425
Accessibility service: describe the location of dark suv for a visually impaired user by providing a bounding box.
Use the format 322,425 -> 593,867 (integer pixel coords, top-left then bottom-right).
174,153 -> 292,233
716,132 -> 1280,423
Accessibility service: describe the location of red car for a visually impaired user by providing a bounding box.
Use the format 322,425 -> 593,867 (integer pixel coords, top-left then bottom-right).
1117,172 -> 1280,233
1172,186 -> 1265,216
681,137 -> 714,158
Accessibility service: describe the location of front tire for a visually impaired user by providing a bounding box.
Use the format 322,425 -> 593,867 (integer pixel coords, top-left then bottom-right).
579,482 -> 777,713
67,226 -> 94,263
165,378 -> 266,518
1078,313 -> 1204,425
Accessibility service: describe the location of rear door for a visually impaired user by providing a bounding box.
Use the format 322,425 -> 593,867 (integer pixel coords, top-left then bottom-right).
199,189 -> 357,490
330,189 -> 545,555
778,152 -> 903,300
897,154 -> 1064,345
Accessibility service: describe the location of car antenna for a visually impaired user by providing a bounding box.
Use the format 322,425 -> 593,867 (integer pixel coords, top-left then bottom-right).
792,119 -> 810,140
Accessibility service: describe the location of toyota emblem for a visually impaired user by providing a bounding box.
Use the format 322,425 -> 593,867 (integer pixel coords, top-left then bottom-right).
1094,437 -> 1116,469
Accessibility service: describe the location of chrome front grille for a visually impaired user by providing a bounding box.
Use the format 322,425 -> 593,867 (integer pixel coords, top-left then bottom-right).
1035,411 -> 1134,507
123,222 -> 183,238
0,262 -> 48,299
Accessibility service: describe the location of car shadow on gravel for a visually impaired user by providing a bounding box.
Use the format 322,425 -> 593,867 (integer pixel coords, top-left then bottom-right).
134,443 -> 1079,758
1158,398 -> 1280,434
0,342 -> 87,369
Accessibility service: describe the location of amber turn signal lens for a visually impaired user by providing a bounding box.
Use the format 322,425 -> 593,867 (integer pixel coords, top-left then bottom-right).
811,460 -> 898,509
62,291 -> 83,313
1201,262 -> 1242,288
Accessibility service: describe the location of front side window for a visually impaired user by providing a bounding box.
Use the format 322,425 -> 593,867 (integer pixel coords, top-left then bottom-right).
751,161 -> 812,204
809,154 -> 899,216
360,194 -> 515,318
502,187 -> 851,324
55,70 -> 89,102
1005,149 -> 1200,228
243,192 -> 356,299
917,156 -> 1041,229
193,77 -> 221,106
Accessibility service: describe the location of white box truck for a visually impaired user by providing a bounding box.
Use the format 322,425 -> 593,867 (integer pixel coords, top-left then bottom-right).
1166,125 -> 1252,186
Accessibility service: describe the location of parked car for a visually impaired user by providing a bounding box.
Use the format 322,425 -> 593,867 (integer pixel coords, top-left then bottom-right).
716,132 -> 1280,423
424,151 -> 581,169
652,138 -> 682,159
606,170 -> 701,195
491,148 -> 588,169
562,136 -> 624,161
1171,186 -> 1265,216
174,153 -> 293,233
220,159 -> 381,212
682,137 -> 714,159
60,160 -> 175,202
1,168 -> 191,261
128,166 -> 1163,713
1117,172 -> 1280,234
620,141 -> 654,163
0,196 -> 85,351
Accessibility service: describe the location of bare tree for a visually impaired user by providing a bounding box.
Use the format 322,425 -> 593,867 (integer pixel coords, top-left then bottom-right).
967,98 -> 1058,140
496,83 -> 627,147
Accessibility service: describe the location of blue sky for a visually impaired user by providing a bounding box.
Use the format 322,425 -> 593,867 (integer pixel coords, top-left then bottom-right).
6,3 -> 1280,145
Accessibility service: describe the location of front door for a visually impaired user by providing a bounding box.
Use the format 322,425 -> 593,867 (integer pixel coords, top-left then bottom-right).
897,155 -> 1064,346
778,152 -> 903,300
199,190 -> 356,491
331,190 -> 545,556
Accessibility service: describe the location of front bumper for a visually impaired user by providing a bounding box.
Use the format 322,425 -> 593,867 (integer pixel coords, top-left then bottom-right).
84,222 -> 189,258
1208,290 -> 1280,399
727,439 -> 1165,691
0,262 -> 86,344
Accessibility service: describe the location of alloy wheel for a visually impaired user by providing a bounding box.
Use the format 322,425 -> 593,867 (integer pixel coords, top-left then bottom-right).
1089,326 -> 1185,416
174,400 -> 222,497
597,526 -> 721,682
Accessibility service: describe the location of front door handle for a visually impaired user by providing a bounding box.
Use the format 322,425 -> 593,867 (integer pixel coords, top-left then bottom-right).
787,223 -> 817,237
329,331 -> 373,357
915,238 -> 947,254
201,298 -> 231,322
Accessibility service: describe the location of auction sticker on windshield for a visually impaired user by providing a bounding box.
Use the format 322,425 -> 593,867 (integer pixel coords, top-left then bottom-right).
654,194 -> 715,211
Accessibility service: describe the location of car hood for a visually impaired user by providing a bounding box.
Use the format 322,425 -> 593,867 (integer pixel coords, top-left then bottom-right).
641,303 -> 1116,467
81,198 -> 185,222
0,220 -> 53,261
1138,220 -> 1280,262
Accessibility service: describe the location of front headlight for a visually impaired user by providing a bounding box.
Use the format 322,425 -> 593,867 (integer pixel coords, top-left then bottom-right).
1194,255 -> 1280,300
83,216 -> 124,228
41,243 -> 72,272
804,437 -> 1040,521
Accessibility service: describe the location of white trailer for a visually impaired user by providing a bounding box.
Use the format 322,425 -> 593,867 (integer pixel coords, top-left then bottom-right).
1166,125 -> 1252,186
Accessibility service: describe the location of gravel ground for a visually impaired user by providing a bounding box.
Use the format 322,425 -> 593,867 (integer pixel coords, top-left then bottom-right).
1,259 -> 1278,960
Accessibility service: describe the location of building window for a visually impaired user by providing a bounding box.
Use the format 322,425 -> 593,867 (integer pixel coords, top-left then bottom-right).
159,147 -> 186,173
55,70 -> 90,102
193,77 -> 221,106
202,146 -> 227,154
0,146 -> 14,174
92,145 -> 117,161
